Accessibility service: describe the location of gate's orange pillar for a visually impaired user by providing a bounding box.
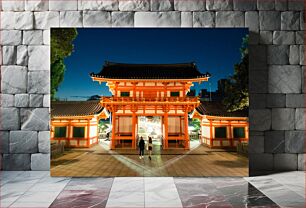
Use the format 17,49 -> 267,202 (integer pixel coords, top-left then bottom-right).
111,112 -> 116,149
184,111 -> 189,150
132,112 -> 136,149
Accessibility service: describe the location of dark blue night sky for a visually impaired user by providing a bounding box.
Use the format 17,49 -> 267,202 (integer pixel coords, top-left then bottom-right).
57,28 -> 248,100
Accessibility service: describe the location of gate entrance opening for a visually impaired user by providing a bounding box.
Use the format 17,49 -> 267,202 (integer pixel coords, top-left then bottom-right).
137,116 -> 162,146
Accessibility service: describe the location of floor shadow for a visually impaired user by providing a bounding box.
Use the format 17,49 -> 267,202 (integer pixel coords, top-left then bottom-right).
212,160 -> 248,168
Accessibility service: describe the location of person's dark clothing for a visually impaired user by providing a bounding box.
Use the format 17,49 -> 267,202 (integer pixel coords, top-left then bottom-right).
139,139 -> 145,156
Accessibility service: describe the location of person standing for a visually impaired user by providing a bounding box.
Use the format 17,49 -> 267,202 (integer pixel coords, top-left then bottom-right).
148,137 -> 153,160
139,136 -> 145,159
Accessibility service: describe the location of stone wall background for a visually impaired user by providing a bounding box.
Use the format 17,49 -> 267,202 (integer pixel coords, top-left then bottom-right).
0,0 -> 304,175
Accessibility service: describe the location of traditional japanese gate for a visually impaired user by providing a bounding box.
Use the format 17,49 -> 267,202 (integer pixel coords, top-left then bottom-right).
91,62 -> 210,150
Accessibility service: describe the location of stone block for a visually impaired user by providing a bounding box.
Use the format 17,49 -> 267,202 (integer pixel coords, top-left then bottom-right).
249,69 -> 268,93
245,11 -> 259,32
257,0 -> 274,10
38,131 -> 50,153
300,12 -> 304,30
23,30 -> 43,45
31,153 -> 50,170
274,154 -> 298,171
1,12 -> 15,29
43,95 -> 50,107
300,45 -> 304,65
248,135 -> 264,153
281,11 -> 300,30
249,93 -> 266,109
60,11 -> 83,27
10,131 -> 38,153
49,0 -> 78,10
28,46 -> 50,71
193,12 -> 215,27
288,0 -> 303,11
15,94 -> 29,107
135,12 -> 180,27
273,31 -> 295,45
267,45 -> 288,64
1,30 -> 22,45
275,0 -> 287,11
269,65 -> 301,93
174,0 -> 205,11
298,154 -> 305,170
119,0 -> 150,11
15,12 -> 34,30
1,66 -> 27,94
26,0 -> 49,11
206,0 -> 233,10
249,45 -> 267,68
272,108 -> 295,130
285,130 -> 305,153
83,11 -> 112,27
3,154 -> 31,170
0,108 -> 20,130
264,131 -> 285,153
295,108 -> 305,130
266,93 -> 285,107
233,0 -> 256,10
151,0 -> 173,11
181,12 -> 192,27
2,1 -> 24,11
17,45 -> 28,66
43,30 -> 50,45
78,0 -> 119,11
302,66 -> 305,93
249,32 -> 259,45
29,94 -> 44,107
249,131 -> 264,136
21,108 -> 49,131
295,31 -> 303,44
28,71 -> 50,94
249,109 -> 271,131
286,94 -> 304,108
0,131 -> 9,153
34,11 -> 60,29
112,12 -> 134,27
289,45 -> 300,64
259,11 -> 281,30
0,94 -> 14,107
2,46 -> 17,65
249,153 -> 273,171
216,11 -> 244,27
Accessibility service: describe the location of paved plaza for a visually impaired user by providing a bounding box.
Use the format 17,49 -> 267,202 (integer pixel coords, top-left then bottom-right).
51,141 -> 248,177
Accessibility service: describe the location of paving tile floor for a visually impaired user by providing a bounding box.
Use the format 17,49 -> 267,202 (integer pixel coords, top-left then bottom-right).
0,171 -> 304,208
51,142 -> 248,177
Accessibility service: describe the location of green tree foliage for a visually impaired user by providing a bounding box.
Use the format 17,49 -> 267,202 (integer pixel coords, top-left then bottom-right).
223,35 -> 249,112
191,118 -> 201,131
51,28 -> 78,100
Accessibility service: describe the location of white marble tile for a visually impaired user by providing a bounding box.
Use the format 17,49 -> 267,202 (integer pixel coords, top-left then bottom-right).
9,190 -> 61,208
0,171 -> 24,186
106,191 -> 144,208
28,177 -> 70,192
111,177 -> 144,192
145,177 -> 177,192
145,189 -> 183,208
9,171 -> 48,184
245,175 -> 305,208
269,171 -> 305,198
9,201 -> 51,208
